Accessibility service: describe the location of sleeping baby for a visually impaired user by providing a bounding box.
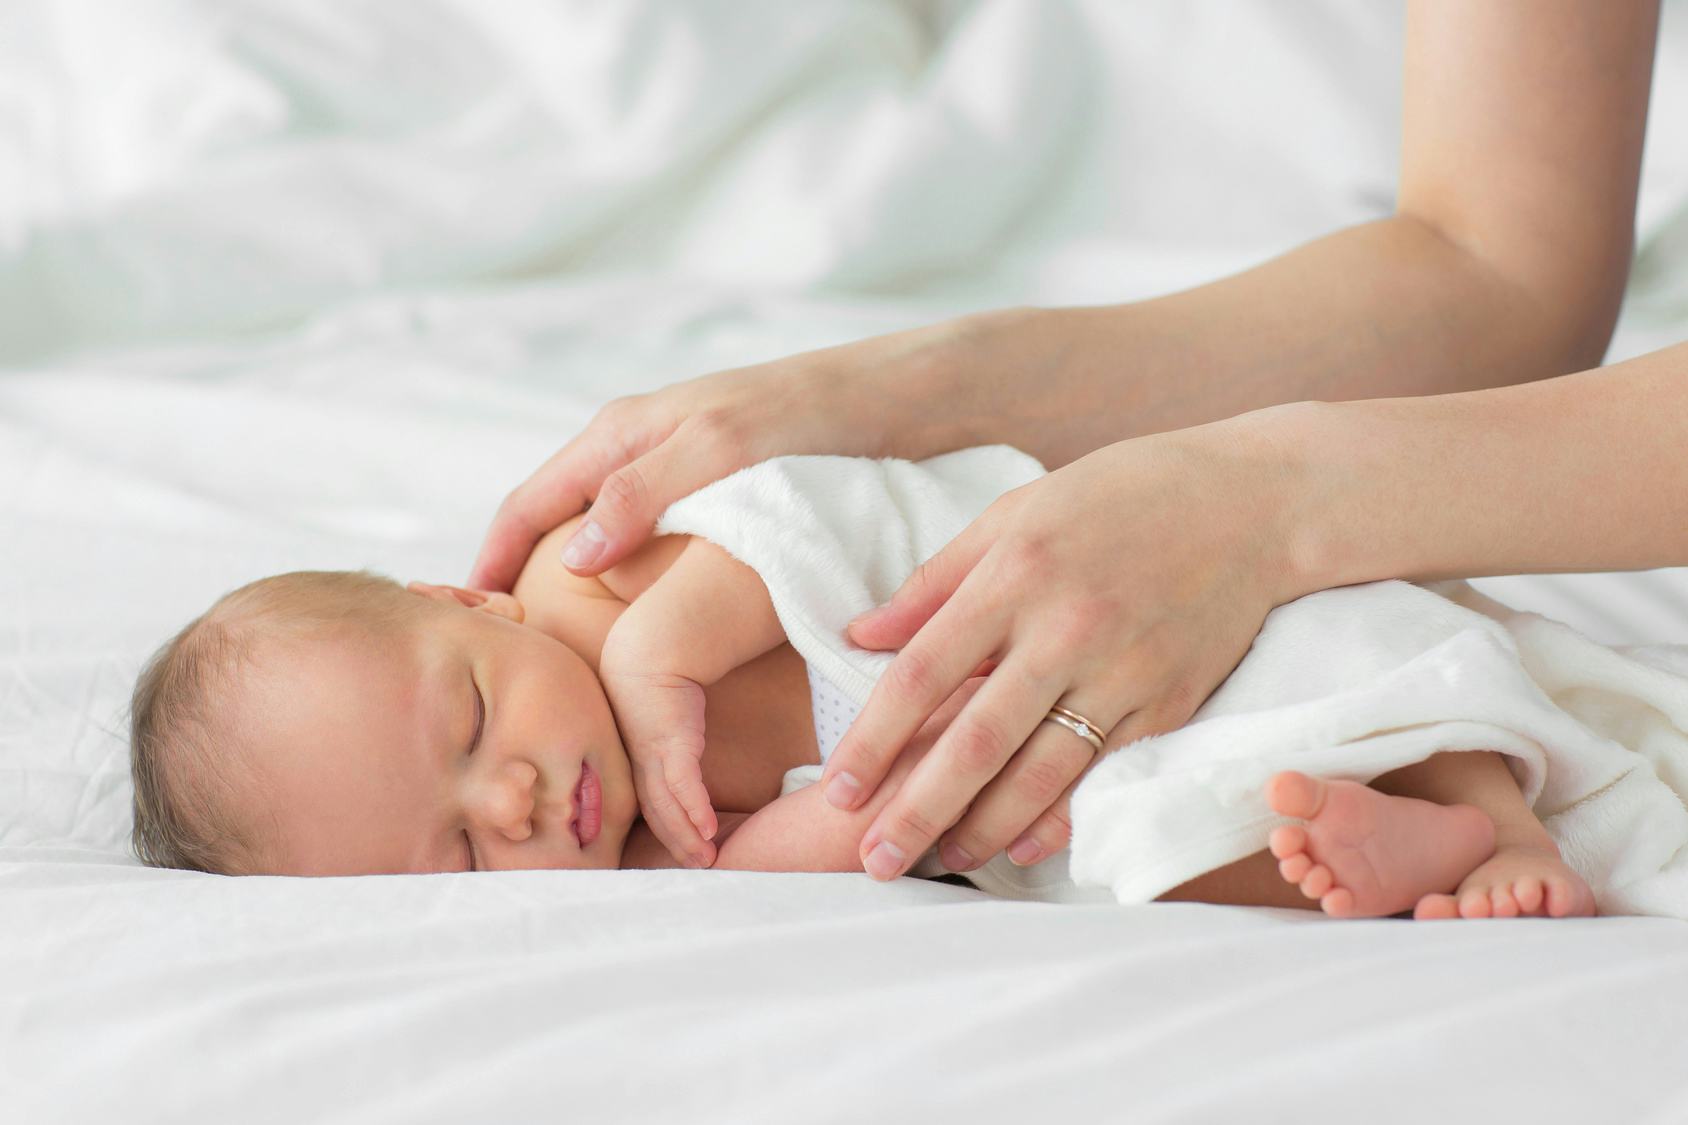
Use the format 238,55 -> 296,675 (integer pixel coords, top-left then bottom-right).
128,448 -> 1596,920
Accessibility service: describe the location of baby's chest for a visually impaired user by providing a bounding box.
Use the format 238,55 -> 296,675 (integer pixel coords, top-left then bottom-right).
700,643 -> 821,812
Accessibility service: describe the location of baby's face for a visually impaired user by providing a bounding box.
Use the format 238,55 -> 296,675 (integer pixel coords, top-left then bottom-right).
234,586 -> 638,875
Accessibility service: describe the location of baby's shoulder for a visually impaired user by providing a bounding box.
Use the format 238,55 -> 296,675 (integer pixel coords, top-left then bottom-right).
512,516 -> 691,607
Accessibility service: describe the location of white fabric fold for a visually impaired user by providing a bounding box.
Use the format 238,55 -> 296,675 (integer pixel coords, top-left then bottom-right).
1069,580 -> 1688,919
657,446 -> 1109,902
657,445 -> 1044,706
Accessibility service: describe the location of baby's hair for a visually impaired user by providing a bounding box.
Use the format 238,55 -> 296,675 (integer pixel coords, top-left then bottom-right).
129,570 -> 422,874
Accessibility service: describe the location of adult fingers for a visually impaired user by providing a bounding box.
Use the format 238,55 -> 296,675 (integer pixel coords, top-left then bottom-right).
857,652 -> 1067,880
820,564 -> 1010,812
566,413 -> 752,575
933,697 -> 1123,871
994,702 -> 1197,865
468,426 -> 632,591
846,511 -> 995,653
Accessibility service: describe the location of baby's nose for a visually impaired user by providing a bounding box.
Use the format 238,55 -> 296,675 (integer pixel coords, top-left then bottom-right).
474,760 -> 538,842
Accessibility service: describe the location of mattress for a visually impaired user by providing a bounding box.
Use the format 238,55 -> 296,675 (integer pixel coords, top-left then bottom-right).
5,3 -> 1688,1122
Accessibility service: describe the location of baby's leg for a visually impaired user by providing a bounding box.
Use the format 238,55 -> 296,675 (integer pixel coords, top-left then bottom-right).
1369,751 -> 1595,919
1160,770 -> 1496,916
1158,751 -> 1594,919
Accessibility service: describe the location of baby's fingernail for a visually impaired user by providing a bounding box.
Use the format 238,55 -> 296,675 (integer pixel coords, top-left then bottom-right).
940,842 -> 975,871
824,771 -> 861,810
561,521 -> 605,569
864,840 -> 905,880
1008,836 -> 1043,866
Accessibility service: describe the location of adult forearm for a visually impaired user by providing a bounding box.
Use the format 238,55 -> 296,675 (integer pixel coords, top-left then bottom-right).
1268,340 -> 1688,593
923,213 -> 1620,470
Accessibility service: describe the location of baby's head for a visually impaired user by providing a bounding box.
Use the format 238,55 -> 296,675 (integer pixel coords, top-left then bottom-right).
130,571 -> 638,876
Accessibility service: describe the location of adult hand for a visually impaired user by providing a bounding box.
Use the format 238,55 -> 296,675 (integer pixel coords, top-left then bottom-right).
823,409 -> 1315,879
467,317 -> 992,592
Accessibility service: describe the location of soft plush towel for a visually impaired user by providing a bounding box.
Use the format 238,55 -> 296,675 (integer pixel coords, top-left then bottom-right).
1069,580 -> 1688,918
658,450 -> 1688,916
657,447 -> 1108,902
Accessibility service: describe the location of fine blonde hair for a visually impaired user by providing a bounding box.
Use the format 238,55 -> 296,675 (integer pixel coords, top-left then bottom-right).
128,570 -> 421,874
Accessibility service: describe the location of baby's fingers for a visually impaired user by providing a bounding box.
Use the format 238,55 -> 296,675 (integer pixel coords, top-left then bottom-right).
664,755 -> 718,842
637,759 -> 714,868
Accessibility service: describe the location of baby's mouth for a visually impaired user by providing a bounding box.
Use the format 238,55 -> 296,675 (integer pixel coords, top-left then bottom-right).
573,761 -> 602,848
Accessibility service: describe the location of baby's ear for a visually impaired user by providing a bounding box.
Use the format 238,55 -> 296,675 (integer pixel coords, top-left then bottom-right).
406,582 -> 526,624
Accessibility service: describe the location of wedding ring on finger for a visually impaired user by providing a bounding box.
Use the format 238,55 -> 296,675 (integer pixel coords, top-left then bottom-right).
1041,704 -> 1105,752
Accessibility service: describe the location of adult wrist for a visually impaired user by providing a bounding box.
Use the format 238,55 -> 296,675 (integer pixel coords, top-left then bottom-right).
1223,400 -> 1366,605
866,306 -> 1065,457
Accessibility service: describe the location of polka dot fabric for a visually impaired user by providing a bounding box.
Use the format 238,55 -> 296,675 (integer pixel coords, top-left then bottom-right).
807,663 -> 862,764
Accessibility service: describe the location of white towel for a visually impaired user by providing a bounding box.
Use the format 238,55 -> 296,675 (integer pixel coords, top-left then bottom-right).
657,446 -> 1045,707
1069,580 -> 1688,918
658,450 -> 1688,916
657,447 -> 1109,902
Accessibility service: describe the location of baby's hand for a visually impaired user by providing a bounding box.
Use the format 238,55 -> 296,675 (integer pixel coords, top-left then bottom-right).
600,664 -> 717,868
595,533 -> 789,869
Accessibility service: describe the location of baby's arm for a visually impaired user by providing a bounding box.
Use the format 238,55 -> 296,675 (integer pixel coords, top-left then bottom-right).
711,677 -> 981,873
599,536 -> 788,867
711,755 -> 920,872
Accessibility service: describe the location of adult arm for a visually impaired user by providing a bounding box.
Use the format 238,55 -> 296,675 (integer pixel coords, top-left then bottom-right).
1281,339 -> 1688,588
819,1 -> 1663,878
470,0 -> 1657,593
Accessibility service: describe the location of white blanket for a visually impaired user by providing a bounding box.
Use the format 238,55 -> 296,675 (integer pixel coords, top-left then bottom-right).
660,450 -> 1688,918
1071,581 -> 1688,918
656,445 -> 1107,902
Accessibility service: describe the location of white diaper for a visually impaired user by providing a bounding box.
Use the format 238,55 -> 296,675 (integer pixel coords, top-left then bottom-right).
807,662 -> 861,764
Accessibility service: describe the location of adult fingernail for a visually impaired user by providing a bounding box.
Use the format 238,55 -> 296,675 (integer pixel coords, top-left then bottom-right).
1008,836 -> 1043,866
864,840 -> 905,880
561,521 -> 605,569
940,842 -> 975,871
824,771 -> 860,810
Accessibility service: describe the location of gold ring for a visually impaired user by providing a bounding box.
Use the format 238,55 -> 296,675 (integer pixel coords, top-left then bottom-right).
1042,704 -> 1104,752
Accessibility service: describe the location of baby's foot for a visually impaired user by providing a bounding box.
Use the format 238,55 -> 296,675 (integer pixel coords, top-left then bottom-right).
1411,843 -> 1595,920
1265,771 -> 1496,918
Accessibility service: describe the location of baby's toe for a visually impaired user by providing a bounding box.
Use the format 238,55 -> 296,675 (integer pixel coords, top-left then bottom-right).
1490,885 -> 1519,918
1513,876 -> 1544,916
1268,825 -> 1307,860
1265,771 -> 1325,820
1544,878 -> 1572,918
1414,894 -> 1460,921
1458,887 -> 1493,919
1544,877 -> 1594,918
1299,864 -> 1334,900
1278,853 -> 1313,884
1320,887 -> 1356,918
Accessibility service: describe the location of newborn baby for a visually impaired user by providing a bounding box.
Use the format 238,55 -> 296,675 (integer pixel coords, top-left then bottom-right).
128,519 -> 968,877
129,458 -> 1596,919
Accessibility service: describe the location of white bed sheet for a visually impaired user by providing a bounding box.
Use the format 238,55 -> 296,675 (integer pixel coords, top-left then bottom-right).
6,3 -> 1688,1122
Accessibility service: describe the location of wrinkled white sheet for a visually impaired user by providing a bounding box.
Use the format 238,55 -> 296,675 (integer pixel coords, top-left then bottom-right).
6,3 -> 1688,1123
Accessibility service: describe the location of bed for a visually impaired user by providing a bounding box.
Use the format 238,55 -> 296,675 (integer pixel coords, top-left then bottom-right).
5,3 -> 1688,1121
